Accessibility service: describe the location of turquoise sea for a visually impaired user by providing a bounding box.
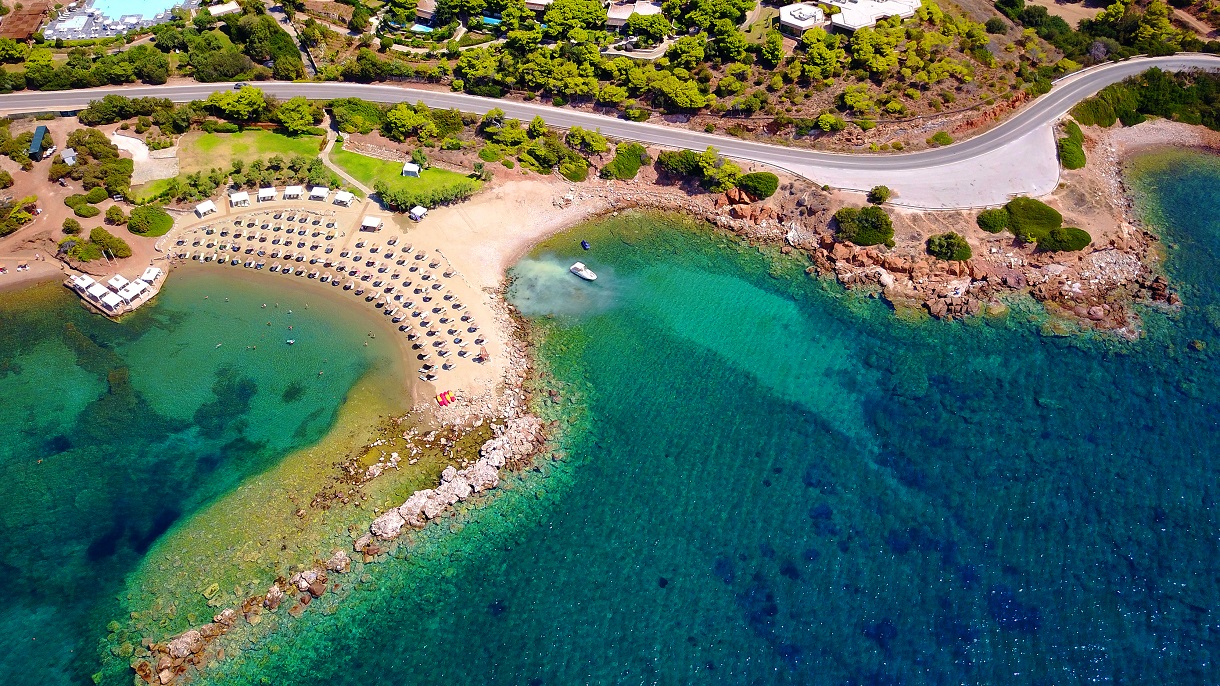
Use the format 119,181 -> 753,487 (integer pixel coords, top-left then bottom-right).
179,151 -> 1217,685
5,149 -> 1220,685
0,266 -> 399,686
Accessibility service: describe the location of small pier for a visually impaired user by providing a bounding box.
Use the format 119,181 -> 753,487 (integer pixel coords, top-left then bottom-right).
65,265 -> 165,318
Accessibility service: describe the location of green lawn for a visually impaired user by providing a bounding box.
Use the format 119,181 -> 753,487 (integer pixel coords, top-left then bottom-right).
744,7 -> 778,45
131,177 -> 175,204
329,148 -> 475,194
178,130 -> 322,175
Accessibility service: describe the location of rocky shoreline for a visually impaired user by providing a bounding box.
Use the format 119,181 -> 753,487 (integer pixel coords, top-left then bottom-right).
555,128 -> 1187,336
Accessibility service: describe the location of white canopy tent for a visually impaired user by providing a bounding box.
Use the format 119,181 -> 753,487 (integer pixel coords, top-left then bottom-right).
258,187 -> 277,201
360,216 -> 383,231
85,283 -> 109,300
141,267 -> 163,283
117,280 -> 149,303
283,185 -> 303,199
100,292 -> 124,311
195,200 -> 217,217
333,190 -> 355,206
409,206 -> 427,221
229,191 -> 250,207
107,274 -> 130,290
309,186 -> 329,201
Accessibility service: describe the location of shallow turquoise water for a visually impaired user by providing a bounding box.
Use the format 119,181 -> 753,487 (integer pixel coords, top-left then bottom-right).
0,266 -> 396,685
194,153 -> 1219,685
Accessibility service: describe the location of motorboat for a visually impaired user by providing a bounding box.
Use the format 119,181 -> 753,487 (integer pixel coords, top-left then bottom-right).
570,262 -> 597,281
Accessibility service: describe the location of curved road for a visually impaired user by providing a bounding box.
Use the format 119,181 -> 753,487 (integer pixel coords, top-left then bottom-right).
0,54 -> 1214,206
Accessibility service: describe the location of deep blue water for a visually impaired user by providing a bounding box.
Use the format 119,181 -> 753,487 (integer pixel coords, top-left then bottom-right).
192,152 -> 1218,685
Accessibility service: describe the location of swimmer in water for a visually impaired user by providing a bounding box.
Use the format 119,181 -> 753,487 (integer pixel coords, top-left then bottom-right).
262,303 -> 267,308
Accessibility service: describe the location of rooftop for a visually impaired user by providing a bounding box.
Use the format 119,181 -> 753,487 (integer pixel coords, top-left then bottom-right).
779,2 -> 826,31
824,0 -> 921,31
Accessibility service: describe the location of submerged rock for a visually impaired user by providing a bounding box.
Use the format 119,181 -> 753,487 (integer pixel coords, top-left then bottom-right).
325,549 -> 351,573
264,584 -> 284,611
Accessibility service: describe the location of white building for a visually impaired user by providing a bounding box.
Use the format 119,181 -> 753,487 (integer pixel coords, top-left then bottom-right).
779,2 -> 826,34
823,0 -> 921,31
309,186 -> 329,201
283,185 -> 303,199
62,148 -> 78,166
209,1 -> 242,16
229,190 -> 250,207
258,187 -> 276,202
607,0 -> 663,27
195,200 -> 217,217
333,190 -> 355,206
401,162 -> 420,178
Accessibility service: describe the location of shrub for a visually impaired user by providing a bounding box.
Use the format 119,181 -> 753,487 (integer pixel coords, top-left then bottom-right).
478,144 -> 503,162
89,226 -> 132,258
374,177 -> 480,210
927,131 -> 954,146
74,204 -> 101,218
736,172 -> 779,200
976,208 -> 1010,233
0,169 -> 11,189
985,17 -> 1007,33
600,143 -> 649,180
834,206 -> 894,247
440,137 -> 462,150
926,232 -> 973,261
1057,137 -> 1086,169
559,157 -> 589,182
1037,226 -> 1091,252
62,217 -> 82,234
1005,197 -> 1062,242
867,185 -> 891,204
656,149 -> 702,177
105,205 -> 127,225
127,205 -> 173,236
64,193 -> 88,209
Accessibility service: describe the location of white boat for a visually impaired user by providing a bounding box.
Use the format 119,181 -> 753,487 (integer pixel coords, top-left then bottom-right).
286,339 -> 295,345
570,261 -> 597,281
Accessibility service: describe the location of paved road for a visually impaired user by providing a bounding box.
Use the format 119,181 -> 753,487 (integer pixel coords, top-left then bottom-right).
0,54 -> 1214,206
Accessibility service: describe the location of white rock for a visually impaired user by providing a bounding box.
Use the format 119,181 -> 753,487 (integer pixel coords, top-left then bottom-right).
437,476 -> 472,502
462,460 -> 500,492
370,508 -> 406,539
398,490 -> 433,527
441,465 -> 458,482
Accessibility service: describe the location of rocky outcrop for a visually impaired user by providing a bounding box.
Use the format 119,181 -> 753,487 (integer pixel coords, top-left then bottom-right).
263,584 -> 284,611
166,631 -> 202,660
370,508 -> 406,540
368,414 -> 545,542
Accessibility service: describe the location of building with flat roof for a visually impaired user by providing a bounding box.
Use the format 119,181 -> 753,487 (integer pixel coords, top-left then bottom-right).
779,2 -> 826,34
607,0 -> 663,27
209,1 -> 242,16
823,0 -> 921,31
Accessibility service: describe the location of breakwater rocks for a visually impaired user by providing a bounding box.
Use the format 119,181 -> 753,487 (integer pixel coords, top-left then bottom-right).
134,415 -> 546,685
368,415 -> 544,540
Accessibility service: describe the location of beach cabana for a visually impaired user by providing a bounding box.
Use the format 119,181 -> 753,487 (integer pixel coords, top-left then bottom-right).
100,291 -> 124,311
309,187 -> 329,201
71,274 -> 95,289
117,280 -> 148,304
333,190 -> 354,206
62,148 -> 78,166
283,185 -> 303,199
195,200 -> 217,217
360,216 -> 383,232
85,282 -> 109,301
401,162 -> 421,178
107,274 -> 130,290
409,206 -> 427,221
229,191 -> 250,207
141,266 -> 163,283
257,187 -> 277,202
